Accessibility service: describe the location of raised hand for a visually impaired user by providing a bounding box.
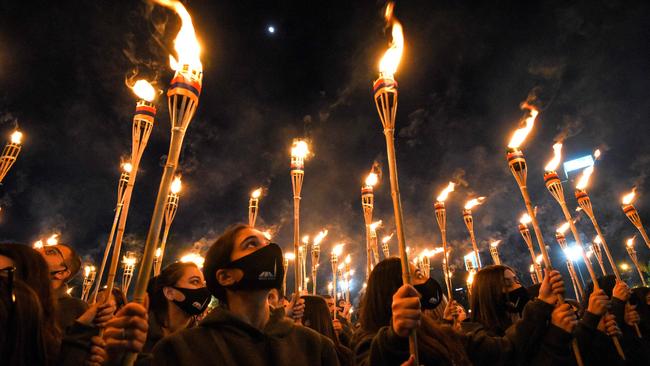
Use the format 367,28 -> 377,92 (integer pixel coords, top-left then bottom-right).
391,284 -> 421,338
551,303 -> 578,333
538,270 -> 565,305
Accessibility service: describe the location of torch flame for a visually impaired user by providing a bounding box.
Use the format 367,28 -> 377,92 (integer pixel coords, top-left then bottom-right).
285,252 -> 295,261
345,255 -> 351,264
122,254 -> 137,266
251,188 -> 262,199
594,149 -> 601,160
332,244 -> 344,256
369,220 -> 383,231
556,222 -> 570,235
544,143 -> 563,172
170,176 -> 182,194
626,237 -> 635,248
46,234 -> 59,246
180,252 -> 204,268
314,230 -> 328,245
302,235 -> 310,245
155,247 -> 162,258
467,271 -> 475,285
490,240 -> 501,248
575,166 -> 594,190
262,229 -> 273,241
519,213 -> 532,225
535,254 -> 543,265
529,264 -> 535,273
33,240 -> 43,249
378,2 -> 404,77
122,162 -> 133,173
10,131 -> 22,144
507,104 -> 539,149
131,79 -> 156,102
291,140 -> 309,159
436,182 -> 456,202
153,0 -> 202,72
593,235 -> 602,244
464,197 -> 486,210
621,188 -> 636,205
84,265 -> 95,277
382,233 -> 394,244
365,172 -> 378,187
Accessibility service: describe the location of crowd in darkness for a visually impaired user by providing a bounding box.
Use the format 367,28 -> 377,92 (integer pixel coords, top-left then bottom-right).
1,223 -> 649,365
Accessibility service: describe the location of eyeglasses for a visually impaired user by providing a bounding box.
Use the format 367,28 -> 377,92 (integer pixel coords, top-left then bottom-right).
0,266 -> 16,307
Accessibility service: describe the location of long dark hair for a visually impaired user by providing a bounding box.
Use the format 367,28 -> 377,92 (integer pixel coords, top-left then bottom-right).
302,295 -> 339,344
0,243 -> 61,358
359,258 -> 471,366
148,261 -> 199,327
0,278 -> 50,366
203,223 -> 249,304
470,265 -> 513,335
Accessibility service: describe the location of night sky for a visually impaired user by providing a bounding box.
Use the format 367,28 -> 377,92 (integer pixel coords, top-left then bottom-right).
1,0 -> 649,296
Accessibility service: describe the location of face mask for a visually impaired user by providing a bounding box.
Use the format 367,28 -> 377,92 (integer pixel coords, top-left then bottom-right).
171,286 -> 212,315
225,243 -> 284,292
414,278 -> 443,310
505,286 -> 529,314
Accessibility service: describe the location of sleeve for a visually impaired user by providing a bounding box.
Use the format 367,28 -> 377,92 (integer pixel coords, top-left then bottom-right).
321,337 -> 342,366
529,324 -> 574,366
152,336 -> 185,366
57,321 -> 99,365
368,326 -> 411,366
574,311 -> 624,366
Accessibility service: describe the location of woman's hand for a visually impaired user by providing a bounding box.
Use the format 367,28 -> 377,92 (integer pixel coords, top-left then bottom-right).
76,302 -> 116,327
597,313 -> 621,337
391,285 -> 421,338
551,303 -> 577,333
538,270 -> 565,305
624,302 -> 640,327
104,303 -> 149,353
612,281 -> 631,302
587,289 -> 610,316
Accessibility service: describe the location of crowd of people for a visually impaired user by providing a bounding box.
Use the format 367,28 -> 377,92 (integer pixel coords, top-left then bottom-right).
1,223 -> 649,365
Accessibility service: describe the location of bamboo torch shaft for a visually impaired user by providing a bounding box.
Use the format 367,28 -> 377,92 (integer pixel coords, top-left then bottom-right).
519,185 -> 553,270
155,222 -> 172,276
589,216 -> 621,280
293,196 -> 301,294
91,200 -> 124,304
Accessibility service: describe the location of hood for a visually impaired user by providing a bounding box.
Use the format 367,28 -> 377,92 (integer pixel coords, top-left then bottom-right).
199,305 -> 294,339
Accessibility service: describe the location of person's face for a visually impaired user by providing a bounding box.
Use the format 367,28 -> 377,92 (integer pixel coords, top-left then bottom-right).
326,298 -> 336,313
267,288 -> 280,308
409,263 -> 427,286
37,245 -> 70,278
0,255 -> 14,269
503,269 -> 521,293
166,265 -> 206,302
216,228 -> 273,293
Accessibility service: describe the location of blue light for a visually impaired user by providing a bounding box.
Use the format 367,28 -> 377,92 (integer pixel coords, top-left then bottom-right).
563,155 -> 594,177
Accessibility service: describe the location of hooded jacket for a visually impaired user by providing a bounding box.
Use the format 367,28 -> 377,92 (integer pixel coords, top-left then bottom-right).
152,306 -> 340,366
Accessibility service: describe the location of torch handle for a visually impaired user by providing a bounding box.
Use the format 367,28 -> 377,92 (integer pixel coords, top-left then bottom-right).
588,215 -> 621,280
560,203 -> 599,285
293,195 -> 301,295
155,222 -> 173,276
91,201 -> 124,304
637,224 -> 650,250
518,185 -> 553,270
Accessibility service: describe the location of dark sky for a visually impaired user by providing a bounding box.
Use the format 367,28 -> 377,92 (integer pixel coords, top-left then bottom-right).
0,0 -> 649,296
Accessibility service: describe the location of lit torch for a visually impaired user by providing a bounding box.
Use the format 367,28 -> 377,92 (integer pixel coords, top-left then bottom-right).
121,251 -> 137,294
180,252 -> 205,269
489,240 -> 501,265
90,162 -> 131,303
81,264 -> 97,302
0,130 -> 23,184
128,0 -> 204,324
463,197 -> 486,268
591,236 -> 607,276
556,223 -> 584,302
368,220 -> 382,272
518,213 -> 543,282
626,238 -> 647,286
283,252 -> 295,296
344,255 -> 352,302
290,138 -> 309,295
102,79 -> 157,306
153,248 -> 162,276
362,171 -> 378,278
621,189 -> 650,250
372,5 -> 417,359
529,264 -> 539,284
154,176 -> 182,276
435,182 -> 455,300
331,244 -> 344,319
382,233 -> 394,258
575,166 -> 621,279
311,230 -> 327,295
249,188 -> 262,228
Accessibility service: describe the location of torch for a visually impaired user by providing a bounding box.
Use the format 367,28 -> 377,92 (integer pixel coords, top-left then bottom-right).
90,162 -> 130,303
556,225 -> 584,302
621,189 -> 650,250
121,251 -> 137,294
102,79 -> 157,304
420,250 -> 431,278
435,182 -> 455,300
362,171 -> 378,278
180,252 -> 205,269
300,236 -> 309,293
463,197 -> 486,268
81,265 -> 97,302
344,255 -> 351,302
153,248 -> 162,276
626,238 -> 647,286
368,220 -> 382,271
529,264 -> 539,284
518,214 -> 543,282
155,176 -> 182,276
283,252 -> 295,296
290,139 -> 309,295
575,166 -> 621,279
0,130 -> 23,184
544,145 -> 625,359
311,230 -> 327,295
489,240 -> 501,265
464,252 -> 478,298
381,233 -> 393,258
331,244 -> 343,319
128,0 -> 204,322
591,236 -> 607,276
249,188 -> 262,228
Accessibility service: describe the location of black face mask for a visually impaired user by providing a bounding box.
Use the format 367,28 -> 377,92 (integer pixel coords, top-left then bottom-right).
171,286 -> 212,316
505,286 -> 530,314
225,243 -> 284,292
414,278 -> 444,310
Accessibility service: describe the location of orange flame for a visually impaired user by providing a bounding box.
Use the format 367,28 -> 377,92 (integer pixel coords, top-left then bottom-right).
575,166 -> 594,190
122,162 -> 133,173
378,2 -> 404,77
622,188 -> 636,205
284,252 -> 295,260
10,130 -> 23,144
332,244 -> 344,256
507,104 -> 539,149
464,197 -> 486,210
593,235 -> 602,244
544,142 -> 563,171
291,139 -> 309,159
153,0 -> 202,71
436,182 -> 455,202
594,149 -> 601,160
251,188 -> 262,199
519,213 -> 532,225
365,172 -> 378,187
381,233 -> 394,244
626,237 -> 635,248
314,230 -> 328,246
535,254 -> 543,265
490,240 -> 501,248
556,222 -> 570,235
180,252 -> 204,268
131,79 -> 156,102
170,176 -> 182,194
369,220 -> 382,231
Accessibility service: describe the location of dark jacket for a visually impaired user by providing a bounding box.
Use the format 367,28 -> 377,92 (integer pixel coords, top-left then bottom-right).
354,299 -> 567,366
152,306 -> 340,366
55,284 -> 88,330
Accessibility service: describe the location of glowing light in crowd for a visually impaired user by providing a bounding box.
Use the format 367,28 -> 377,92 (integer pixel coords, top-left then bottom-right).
122,162 -> 133,173
171,176 -> 182,194
46,234 -> 59,246
556,222 -> 570,235
365,172 -> 378,187
251,188 -> 262,199
153,0 -> 202,71
490,240 -> 501,248
378,2 -> 404,77
314,230 -> 328,245
131,80 -> 156,102
519,213 -> 532,225
575,166 -> 594,190
382,233 -> 394,244
622,189 -> 636,205
10,131 -> 23,144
